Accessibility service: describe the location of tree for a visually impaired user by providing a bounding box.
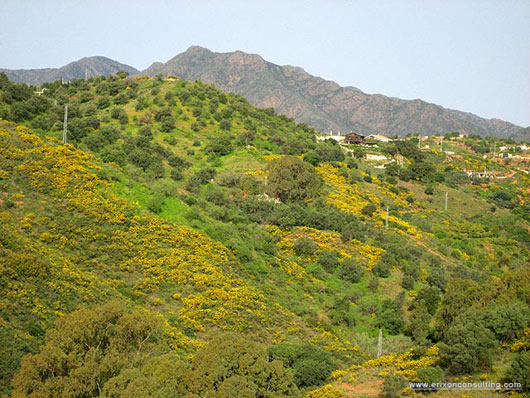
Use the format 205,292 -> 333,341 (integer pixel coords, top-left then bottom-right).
12,302 -> 166,398
483,301 -> 530,342
408,299 -> 431,342
102,354 -> 188,398
502,351 -> 530,392
183,333 -> 298,398
415,286 -> 441,315
266,156 -> 322,203
438,317 -> 496,374
268,342 -> 336,388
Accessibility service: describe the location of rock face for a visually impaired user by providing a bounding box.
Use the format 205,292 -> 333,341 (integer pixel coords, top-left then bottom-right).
143,46 -> 524,140
1,56 -> 139,85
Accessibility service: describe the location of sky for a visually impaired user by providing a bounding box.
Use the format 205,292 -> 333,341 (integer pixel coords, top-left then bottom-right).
1,0 -> 529,126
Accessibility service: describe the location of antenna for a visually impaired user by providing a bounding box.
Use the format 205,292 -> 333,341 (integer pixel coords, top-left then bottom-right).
377,328 -> 383,358
63,104 -> 68,144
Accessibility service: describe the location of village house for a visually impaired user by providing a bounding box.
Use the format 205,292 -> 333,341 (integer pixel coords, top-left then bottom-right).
343,132 -> 366,145
316,131 -> 344,143
366,134 -> 393,143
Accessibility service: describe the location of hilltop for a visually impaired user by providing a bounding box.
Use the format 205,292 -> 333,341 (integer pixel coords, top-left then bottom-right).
143,46 -> 524,140
0,72 -> 529,397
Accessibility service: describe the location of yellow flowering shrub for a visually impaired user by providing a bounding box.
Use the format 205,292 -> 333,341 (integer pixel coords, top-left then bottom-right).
306,385 -> 344,398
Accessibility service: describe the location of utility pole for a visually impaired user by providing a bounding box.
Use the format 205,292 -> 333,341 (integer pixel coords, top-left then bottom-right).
63,104 -> 68,144
377,328 -> 383,358
417,134 -> 420,149
85,68 -> 88,80
385,206 -> 389,229
440,136 -> 444,152
444,191 -> 448,211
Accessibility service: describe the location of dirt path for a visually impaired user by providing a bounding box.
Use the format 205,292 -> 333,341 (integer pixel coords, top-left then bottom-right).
340,379 -> 384,396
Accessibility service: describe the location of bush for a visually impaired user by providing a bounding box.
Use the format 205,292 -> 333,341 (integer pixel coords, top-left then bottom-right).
361,203 -> 377,216
220,120 -> 232,130
401,275 -> 415,290
268,343 -> 336,388
380,373 -> 406,398
339,258 -> 364,283
503,351 -> 530,392
147,194 -> 165,214
372,260 -> 391,278
439,318 -> 496,374
317,250 -> 341,272
205,135 -> 233,157
417,366 -> 444,389
293,238 -> 318,257
266,156 -> 322,203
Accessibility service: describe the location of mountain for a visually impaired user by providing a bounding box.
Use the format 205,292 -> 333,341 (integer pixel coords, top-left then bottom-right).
0,56 -> 139,85
143,46 -> 524,140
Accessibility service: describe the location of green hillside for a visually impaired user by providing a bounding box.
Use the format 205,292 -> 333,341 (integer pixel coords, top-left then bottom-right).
0,72 -> 529,398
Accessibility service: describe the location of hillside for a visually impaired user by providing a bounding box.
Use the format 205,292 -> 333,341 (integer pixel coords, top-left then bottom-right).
0,72 -> 529,397
0,56 -> 139,85
143,46 -> 525,140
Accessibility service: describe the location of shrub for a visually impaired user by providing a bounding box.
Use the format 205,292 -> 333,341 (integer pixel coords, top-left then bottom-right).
266,156 -> 322,203
372,260 -> 391,278
503,351 -> 530,392
293,238 -> 318,257
339,258 -> 364,283
220,120 -> 232,130
361,203 -> 377,216
317,250 -> 341,272
147,194 -> 165,214
401,275 -> 415,290
380,373 -> 406,398
268,343 -> 336,388
417,366 -> 444,389
439,318 -> 496,374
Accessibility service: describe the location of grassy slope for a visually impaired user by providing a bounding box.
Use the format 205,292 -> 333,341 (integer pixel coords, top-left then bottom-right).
0,74 -> 529,396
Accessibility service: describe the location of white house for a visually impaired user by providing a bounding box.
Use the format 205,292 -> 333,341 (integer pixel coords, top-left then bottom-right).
316,131 -> 344,143
366,134 -> 393,143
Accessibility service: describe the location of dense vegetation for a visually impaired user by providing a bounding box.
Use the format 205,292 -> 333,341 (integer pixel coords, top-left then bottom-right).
0,72 -> 529,397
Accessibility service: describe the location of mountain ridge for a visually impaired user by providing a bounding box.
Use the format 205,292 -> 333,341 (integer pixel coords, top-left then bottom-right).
0,56 -> 139,85
1,47 -> 526,140
141,46 -> 524,140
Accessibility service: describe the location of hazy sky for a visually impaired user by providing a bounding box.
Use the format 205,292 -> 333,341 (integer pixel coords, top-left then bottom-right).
1,0 -> 529,126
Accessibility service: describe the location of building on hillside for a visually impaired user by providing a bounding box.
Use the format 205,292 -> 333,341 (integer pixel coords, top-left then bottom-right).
366,134 -> 393,143
317,131 -> 344,143
343,132 -> 366,145
366,154 -> 388,161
